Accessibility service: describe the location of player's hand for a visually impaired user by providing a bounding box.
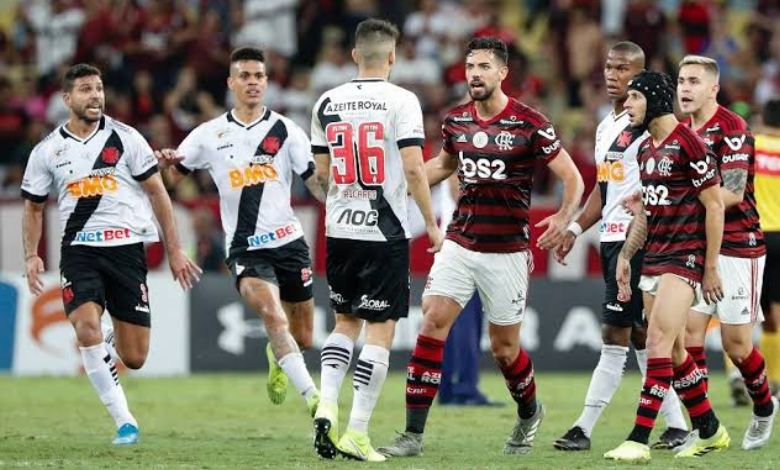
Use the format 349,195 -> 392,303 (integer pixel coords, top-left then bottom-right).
426,225 -> 444,253
25,255 -> 45,295
615,254 -> 632,302
535,212 -> 568,250
153,148 -> 183,169
553,230 -> 577,265
702,265 -> 723,305
621,190 -> 643,216
168,248 -> 202,290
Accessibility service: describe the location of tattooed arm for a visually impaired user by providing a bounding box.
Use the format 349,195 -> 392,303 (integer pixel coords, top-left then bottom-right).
616,191 -> 647,302
720,168 -> 748,208
314,153 -> 330,197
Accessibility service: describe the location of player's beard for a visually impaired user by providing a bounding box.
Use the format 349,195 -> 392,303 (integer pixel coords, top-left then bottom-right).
74,101 -> 104,123
468,82 -> 494,101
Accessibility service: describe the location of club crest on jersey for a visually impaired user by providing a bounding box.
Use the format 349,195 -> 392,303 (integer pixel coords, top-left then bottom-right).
496,131 -> 514,151
261,136 -> 282,155
472,131 -> 489,148
616,131 -> 633,148
101,147 -> 120,165
657,156 -> 673,177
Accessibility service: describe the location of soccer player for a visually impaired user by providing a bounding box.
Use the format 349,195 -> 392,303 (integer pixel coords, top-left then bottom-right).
604,70 -> 728,462
310,19 -> 442,462
21,64 -> 201,445
379,36 -> 585,457
756,98 -> 780,400
553,42 -> 688,451
677,55 -> 778,449
155,47 -> 321,414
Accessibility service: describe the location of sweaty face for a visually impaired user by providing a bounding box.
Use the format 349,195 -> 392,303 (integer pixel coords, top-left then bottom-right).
604,50 -> 641,101
624,89 -> 647,127
65,75 -> 105,123
228,60 -> 268,106
677,64 -> 717,115
465,49 -> 506,102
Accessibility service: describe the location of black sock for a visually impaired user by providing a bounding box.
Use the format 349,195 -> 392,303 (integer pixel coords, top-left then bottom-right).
406,408 -> 429,434
518,399 -> 537,419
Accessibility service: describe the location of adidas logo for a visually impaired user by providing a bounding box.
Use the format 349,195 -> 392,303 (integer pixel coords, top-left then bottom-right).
457,134 -> 467,143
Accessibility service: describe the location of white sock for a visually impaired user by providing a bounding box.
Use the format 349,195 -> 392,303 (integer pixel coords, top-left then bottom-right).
80,343 -> 136,429
573,344 -> 628,436
320,333 -> 354,406
635,348 -> 688,430
347,344 -> 389,434
278,352 -> 318,401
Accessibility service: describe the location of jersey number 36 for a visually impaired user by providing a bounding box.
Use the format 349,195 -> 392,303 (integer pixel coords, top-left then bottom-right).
326,122 -> 386,186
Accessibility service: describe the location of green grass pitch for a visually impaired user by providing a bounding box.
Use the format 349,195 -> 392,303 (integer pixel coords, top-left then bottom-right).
1,372 -> 779,469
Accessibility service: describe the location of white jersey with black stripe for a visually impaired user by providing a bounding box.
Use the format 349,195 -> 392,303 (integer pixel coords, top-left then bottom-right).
176,108 -> 314,257
311,78 -> 425,242
21,116 -> 159,247
594,110 -> 645,242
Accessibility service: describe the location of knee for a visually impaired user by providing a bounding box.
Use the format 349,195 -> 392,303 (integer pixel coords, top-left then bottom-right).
122,353 -> 146,370
630,326 -> 647,349
490,341 -> 518,368
420,304 -> 453,337
724,338 -> 753,364
263,310 -> 289,333
602,326 -> 631,347
73,320 -> 102,346
294,329 -> 313,350
644,326 -> 672,356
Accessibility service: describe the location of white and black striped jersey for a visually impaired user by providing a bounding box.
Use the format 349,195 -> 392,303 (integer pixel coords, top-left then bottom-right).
594,110 -> 646,242
176,109 -> 314,257
311,78 -> 425,242
21,116 -> 160,247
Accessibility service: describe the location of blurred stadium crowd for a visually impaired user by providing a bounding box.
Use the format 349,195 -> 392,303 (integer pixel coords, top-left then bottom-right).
0,0 -> 778,207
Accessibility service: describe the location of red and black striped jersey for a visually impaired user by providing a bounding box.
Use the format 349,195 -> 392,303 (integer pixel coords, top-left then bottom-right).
441,97 -> 561,253
686,105 -> 765,258
638,123 -> 720,283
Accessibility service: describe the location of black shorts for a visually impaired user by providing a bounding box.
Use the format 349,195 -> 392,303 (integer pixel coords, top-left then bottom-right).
326,237 -> 409,322
228,237 -> 313,303
762,231 -> 780,305
60,243 -> 151,327
600,241 -> 644,328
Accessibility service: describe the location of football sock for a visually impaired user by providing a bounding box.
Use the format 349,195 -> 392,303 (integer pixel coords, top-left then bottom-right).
735,347 -> 774,417
500,348 -> 537,419
347,344 -> 389,434
80,343 -> 136,429
319,333 -> 354,406
405,334 -> 445,434
637,348 -> 688,430
278,351 -> 318,401
685,346 -> 709,390
672,353 -> 718,439
627,357 -> 672,444
573,344 -> 628,437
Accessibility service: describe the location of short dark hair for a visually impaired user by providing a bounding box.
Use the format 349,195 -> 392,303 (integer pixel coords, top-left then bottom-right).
62,64 -> 101,91
230,47 -> 265,64
610,41 -> 646,67
764,98 -> 780,128
466,37 -> 508,64
355,18 -> 399,45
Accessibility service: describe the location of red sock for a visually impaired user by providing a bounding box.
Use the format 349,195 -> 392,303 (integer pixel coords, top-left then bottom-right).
673,354 -> 718,437
686,346 -> 708,391
628,357 -> 672,444
499,348 -> 537,418
735,347 -> 773,415
405,335 -> 445,433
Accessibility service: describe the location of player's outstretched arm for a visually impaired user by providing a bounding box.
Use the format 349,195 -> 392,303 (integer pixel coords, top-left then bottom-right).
699,184 -> 725,304
153,148 -> 188,187
424,149 -> 458,187
536,148 -> 584,250
615,191 -> 646,302
141,173 -> 202,289
22,199 -> 46,295
554,184 -> 603,265
720,167 -> 748,208
402,146 -> 444,253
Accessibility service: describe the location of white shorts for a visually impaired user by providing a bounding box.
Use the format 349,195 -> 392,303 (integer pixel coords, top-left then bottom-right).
690,255 -> 765,325
423,240 -> 530,326
639,274 -> 703,307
